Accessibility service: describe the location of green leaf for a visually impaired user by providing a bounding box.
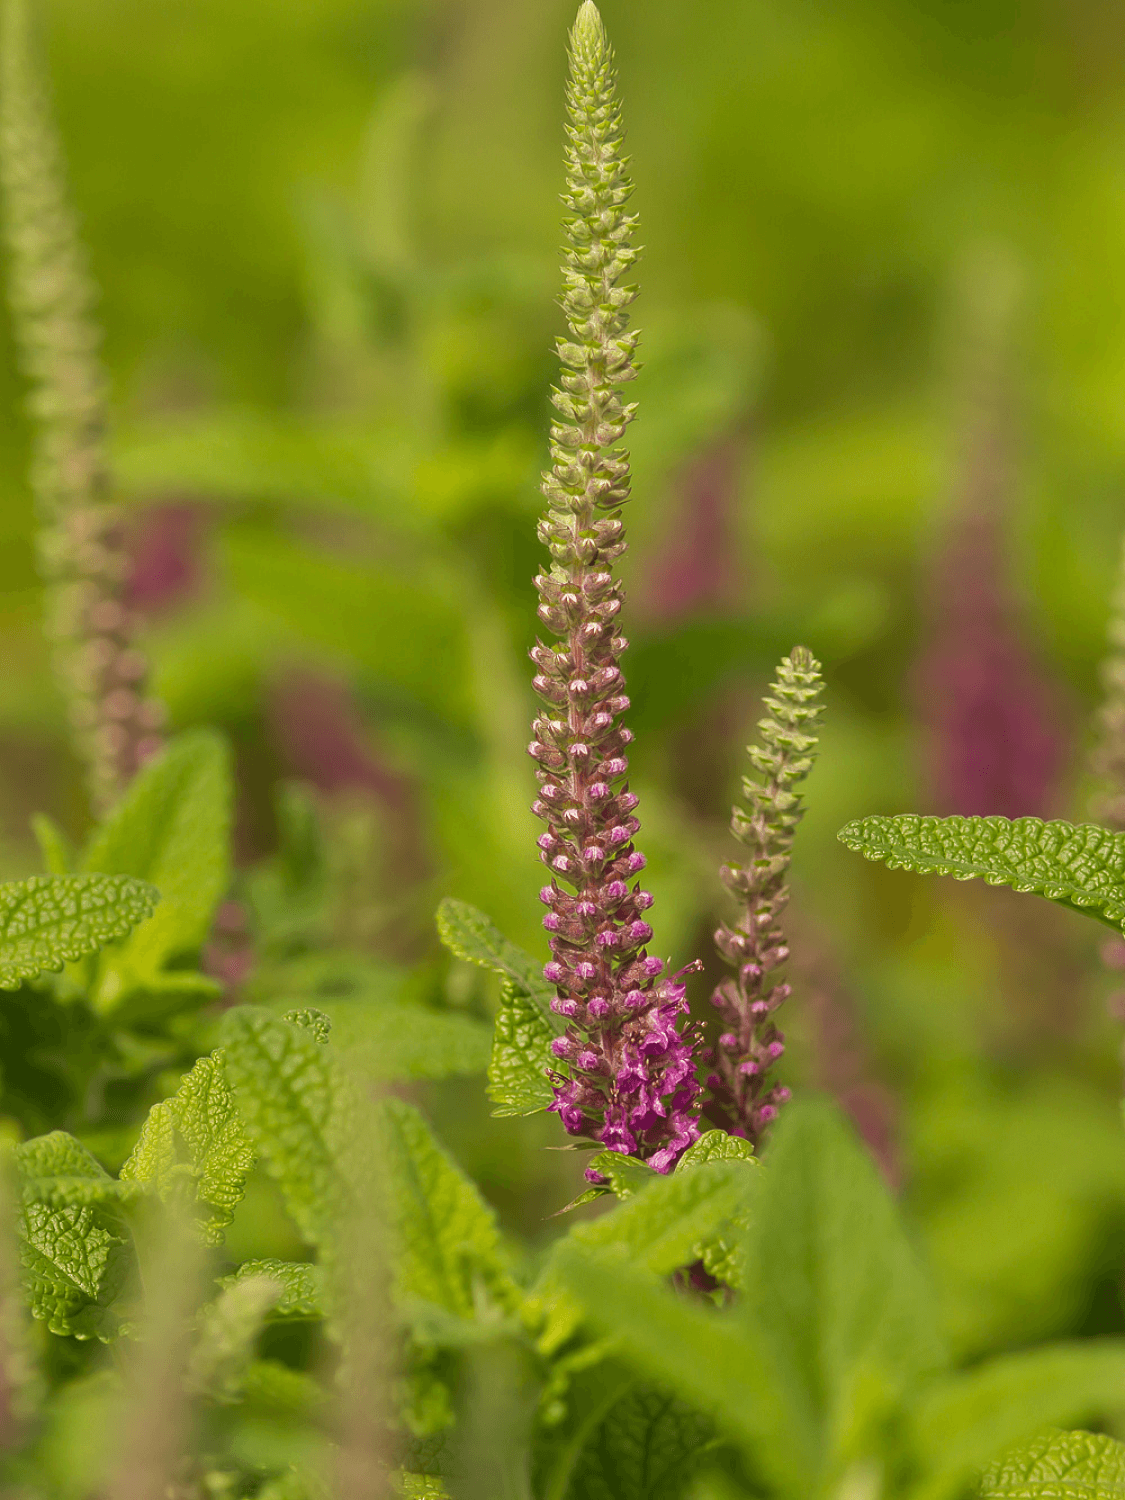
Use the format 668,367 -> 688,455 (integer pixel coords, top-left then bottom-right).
121,1051 -> 254,1246
188,1273 -> 284,1403
562,1384 -> 719,1500
586,1152 -> 660,1201
283,1006 -> 332,1044
532,1160 -> 758,1355
552,1245 -> 805,1500
221,1260 -> 326,1320
838,815 -> 1125,932
397,1475 -> 451,1499
675,1131 -> 755,1168
742,1100 -> 945,1483
219,1008 -> 348,1258
30,813 -> 73,875
81,729 -> 233,1006
0,874 -> 158,989
329,1001 -> 493,1081
436,899 -> 552,1001
15,1135 -> 131,1341
979,1429 -> 1125,1500
910,1342 -> 1125,1500
488,979 -> 557,1116
16,1131 -> 145,1207
436,901 -> 561,1116
377,1097 -> 519,1320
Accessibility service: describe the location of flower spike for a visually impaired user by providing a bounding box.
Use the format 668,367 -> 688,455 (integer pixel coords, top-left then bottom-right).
703,647 -> 824,1142
0,0 -> 164,811
529,3 -> 701,1174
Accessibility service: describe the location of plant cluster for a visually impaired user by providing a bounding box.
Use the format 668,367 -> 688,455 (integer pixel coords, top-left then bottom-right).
0,3 -> 1124,1499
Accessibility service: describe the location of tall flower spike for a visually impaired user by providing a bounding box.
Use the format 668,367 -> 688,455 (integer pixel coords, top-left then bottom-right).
530,1 -> 701,1175
0,0 -> 163,813
703,647 -> 824,1142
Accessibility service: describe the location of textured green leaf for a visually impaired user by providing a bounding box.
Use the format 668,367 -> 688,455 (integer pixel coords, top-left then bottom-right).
397,1475 -> 451,1499
742,1100 -> 945,1480
121,1051 -> 254,1245
283,1006 -> 332,1043
488,979 -> 557,1116
676,1131 -> 756,1168
82,730 -> 233,1005
222,1260 -> 326,1320
15,1135 -> 131,1340
436,899 -> 552,1000
563,1384 -> 719,1500
911,1342 -> 1125,1500
219,1008 -> 348,1257
0,874 -> 158,989
17,1132 -> 144,1207
587,1152 -> 660,1200
188,1274 -> 283,1403
838,815 -> 1125,931
532,1160 -> 757,1355
979,1429 -> 1125,1499
377,1097 -> 518,1320
436,901 -> 560,1116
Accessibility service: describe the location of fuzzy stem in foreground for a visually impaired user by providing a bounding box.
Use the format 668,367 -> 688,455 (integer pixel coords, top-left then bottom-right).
0,0 -> 164,812
702,647 -> 824,1143
529,2 -> 700,1174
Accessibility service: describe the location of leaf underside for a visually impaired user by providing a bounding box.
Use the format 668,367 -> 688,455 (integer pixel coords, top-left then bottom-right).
838,814 -> 1125,931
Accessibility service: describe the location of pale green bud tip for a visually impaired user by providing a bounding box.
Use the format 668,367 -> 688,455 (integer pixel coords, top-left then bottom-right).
571,1 -> 608,61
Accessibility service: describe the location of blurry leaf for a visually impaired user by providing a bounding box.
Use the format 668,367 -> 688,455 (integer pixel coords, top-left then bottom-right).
910,1342 -> 1125,1500
220,1007 -> 349,1257
436,899 -> 552,1001
222,1259 -> 326,1320
331,1001 -> 492,1081
978,1429 -> 1125,1500
838,815 -> 1125,932
553,1244 -> 808,1499
222,527 -> 473,724
377,1097 -> 519,1320
15,1135 -> 131,1341
562,1383 -> 720,1500
30,812 -> 73,875
82,730 -> 232,1007
0,874 -> 158,989
398,1475 -> 451,1499
188,1273 -> 283,1404
488,980 -> 557,1117
675,1133 -> 756,1289
743,1101 -> 945,1475
17,1132 -> 145,1208
121,1051 -> 254,1246
532,1160 -> 758,1355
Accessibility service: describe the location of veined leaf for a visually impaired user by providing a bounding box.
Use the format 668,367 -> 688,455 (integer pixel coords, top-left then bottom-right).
0,874 -> 158,989
488,980 -> 557,1116
979,1429 -> 1125,1500
377,1097 -> 519,1320
563,1384 -> 719,1500
910,1341 -> 1125,1500
437,900 -> 560,1117
219,1008 -> 349,1258
222,1260 -> 325,1320
838,815 -> 1125,931
553,1244 -> 809,1500
15,1134 -> 132,1341
121,1051 -> 254,1246
436,899 -> 552,1001
531,1159 -> 757,1355
82,730 -> 232,1006
676,1131 -> 755,1169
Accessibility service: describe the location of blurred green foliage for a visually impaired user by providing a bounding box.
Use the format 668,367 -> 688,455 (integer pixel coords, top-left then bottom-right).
5,0 -> 1125,1491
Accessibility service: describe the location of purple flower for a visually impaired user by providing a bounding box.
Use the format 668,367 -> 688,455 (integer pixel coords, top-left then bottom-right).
531,4 -> 702,1171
